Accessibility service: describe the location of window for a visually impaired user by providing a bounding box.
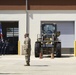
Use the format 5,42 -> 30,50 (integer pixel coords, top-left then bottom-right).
7,28 -> 18,37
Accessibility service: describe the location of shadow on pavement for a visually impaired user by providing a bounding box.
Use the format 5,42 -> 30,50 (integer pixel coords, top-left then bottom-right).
30,65 -> 48,67
0,73 -> 10,74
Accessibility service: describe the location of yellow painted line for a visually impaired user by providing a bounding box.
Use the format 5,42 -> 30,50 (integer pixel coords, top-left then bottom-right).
74,41 -> 76,57
18,41 -> 20,55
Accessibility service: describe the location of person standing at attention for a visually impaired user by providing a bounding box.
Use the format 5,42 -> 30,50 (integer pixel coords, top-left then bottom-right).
24,33 -> 31,66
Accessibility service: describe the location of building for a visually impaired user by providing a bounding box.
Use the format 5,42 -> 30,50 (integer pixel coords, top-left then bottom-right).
0,0 -> 76,56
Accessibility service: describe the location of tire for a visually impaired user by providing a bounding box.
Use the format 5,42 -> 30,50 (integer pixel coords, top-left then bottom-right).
35,42 -> 41,57
56,42 -> 61,57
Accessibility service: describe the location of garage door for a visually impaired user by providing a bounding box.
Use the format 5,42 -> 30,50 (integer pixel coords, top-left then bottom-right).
56,21 -> 75,48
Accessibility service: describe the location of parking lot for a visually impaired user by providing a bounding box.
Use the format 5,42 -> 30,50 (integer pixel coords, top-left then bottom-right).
0,54 -> 76,75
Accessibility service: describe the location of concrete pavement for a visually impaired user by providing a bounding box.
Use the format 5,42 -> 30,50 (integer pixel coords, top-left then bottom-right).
0,54 -> 76,75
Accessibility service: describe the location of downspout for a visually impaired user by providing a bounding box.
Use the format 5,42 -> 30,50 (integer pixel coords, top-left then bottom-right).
26,0 -> 29,33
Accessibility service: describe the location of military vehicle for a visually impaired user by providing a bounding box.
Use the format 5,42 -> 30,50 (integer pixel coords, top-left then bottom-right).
35,23 -> 61,58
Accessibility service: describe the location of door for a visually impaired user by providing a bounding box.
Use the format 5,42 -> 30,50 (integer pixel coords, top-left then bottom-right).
1,21 -> 18,54
57,21 -> 74,48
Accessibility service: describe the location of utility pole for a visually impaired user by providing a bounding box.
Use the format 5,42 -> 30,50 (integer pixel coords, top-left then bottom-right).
26,0 -> 29,33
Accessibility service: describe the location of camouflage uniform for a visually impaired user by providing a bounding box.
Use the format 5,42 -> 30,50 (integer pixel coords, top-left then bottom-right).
24,34 -> 31,66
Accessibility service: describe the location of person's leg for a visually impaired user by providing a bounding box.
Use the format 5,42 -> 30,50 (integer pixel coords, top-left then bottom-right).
24,50 -> 28,65
0,46 -> 1,55
24,50 -> 28,66
24,56 -> 30,66
39,47 -> 43,59
0,49 -> 2,55
27,55 -> 30,66
3,47 -> 6,55
51,48 -> 54,59
24,50 -> 30,66
27,50 -> 31,65
1,47 -> 4,55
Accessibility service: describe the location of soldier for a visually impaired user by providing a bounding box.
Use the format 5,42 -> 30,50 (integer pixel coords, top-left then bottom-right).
3,39 -> 9,55
24,33 -> 31,66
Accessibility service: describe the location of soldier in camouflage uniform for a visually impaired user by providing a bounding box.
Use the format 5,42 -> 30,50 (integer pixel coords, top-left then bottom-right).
24,33 -> 31,66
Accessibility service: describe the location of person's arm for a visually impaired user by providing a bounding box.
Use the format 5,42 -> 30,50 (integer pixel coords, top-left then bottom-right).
25,38 -> 29,50
30,38 -> 31,50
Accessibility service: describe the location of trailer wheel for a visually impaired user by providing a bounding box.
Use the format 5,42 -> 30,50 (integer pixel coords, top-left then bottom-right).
35,42 -> 41,57
56,43 -> 61,57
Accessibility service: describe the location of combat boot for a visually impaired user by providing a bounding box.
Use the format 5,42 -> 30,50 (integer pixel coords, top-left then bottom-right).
27,62 -> 30,66
24,62 -> 30,66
